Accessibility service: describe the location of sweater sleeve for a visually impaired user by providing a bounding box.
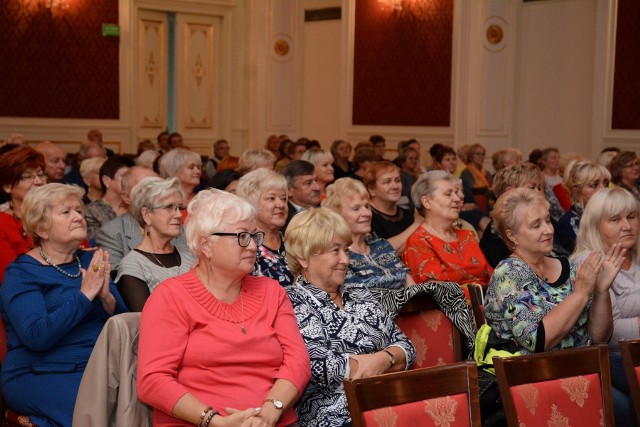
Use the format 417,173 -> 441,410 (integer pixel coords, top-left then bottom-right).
95,222 -> 125,270
271,287 -> 311,395
1,263 -> 96,351
137,282 -> 192,415
609,284 -> 640,345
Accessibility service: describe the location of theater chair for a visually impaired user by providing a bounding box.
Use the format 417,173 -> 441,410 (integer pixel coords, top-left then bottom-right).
344,361 -> 481,427
494,344 -> 614,427
394,292 -> 463,368
620,339 -> 640,417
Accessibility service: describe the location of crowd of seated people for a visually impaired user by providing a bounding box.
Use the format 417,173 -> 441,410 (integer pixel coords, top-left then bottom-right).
3,131 -> 640,426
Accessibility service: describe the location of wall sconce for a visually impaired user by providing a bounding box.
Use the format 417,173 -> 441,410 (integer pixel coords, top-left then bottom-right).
378,0 -> 403,12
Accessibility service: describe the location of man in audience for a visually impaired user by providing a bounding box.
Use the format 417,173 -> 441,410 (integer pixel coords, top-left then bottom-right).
369,134 -> 387,160
62,141 -> 107,189
95,166 -> 189,271
282,160 -> 321,230
157,131 -> 170,154
205,139 -> 230,178
87,128 -> 115,157
34,141 -> 67,182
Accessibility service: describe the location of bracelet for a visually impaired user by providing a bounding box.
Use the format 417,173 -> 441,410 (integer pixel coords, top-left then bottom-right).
199,407 -> 212,427
204,409 -> 220,427
382,349 -> 395,369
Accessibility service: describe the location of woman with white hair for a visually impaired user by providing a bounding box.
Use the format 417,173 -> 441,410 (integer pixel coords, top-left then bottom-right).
574,187 -> 640,349
79,156 -> 106,204
236,168 -> 293,287
115,177 -> 195,311
557,160 -> 611,254
158,147 -> 202,207
137,189 -> 310,427
302,147 -> 334,193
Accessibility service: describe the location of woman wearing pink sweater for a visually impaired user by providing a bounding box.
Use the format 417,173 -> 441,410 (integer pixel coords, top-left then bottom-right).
137,189 -> 311,427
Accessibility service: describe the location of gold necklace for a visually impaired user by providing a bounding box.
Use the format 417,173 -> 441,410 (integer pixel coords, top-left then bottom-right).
219,288 -> 247,335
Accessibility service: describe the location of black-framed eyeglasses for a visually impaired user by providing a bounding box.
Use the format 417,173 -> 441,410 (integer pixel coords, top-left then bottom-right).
211,231 -> 265,247
151,203 -> 186,213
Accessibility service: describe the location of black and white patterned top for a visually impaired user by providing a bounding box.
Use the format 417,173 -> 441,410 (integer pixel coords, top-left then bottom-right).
286,276 -> 416,427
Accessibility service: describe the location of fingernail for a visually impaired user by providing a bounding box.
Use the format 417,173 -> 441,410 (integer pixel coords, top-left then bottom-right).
255,408 -> 261,412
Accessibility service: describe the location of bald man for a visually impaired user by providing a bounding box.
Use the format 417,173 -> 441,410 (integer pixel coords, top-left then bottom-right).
34,141 -> 66,182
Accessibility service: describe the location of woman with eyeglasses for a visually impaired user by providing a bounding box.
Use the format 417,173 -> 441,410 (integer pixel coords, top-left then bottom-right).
137,188 -> 310,427
0,146 -> 47,284
115,177 -> 195,311
236,168 -> 294,288
609,151 -> 640,200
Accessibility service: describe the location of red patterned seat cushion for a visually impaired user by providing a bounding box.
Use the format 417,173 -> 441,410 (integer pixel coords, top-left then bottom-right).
509,373 -> 604,426
362,393 -> 470,427
395,310 -> 454,368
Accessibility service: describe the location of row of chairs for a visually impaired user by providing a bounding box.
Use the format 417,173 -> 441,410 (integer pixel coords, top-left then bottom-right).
346,341 -> 640,427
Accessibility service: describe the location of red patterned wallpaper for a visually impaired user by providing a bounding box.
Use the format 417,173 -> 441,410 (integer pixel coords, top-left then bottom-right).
0,0 -> 119,119
612,0 -> 640,130
352,0 -> 453,127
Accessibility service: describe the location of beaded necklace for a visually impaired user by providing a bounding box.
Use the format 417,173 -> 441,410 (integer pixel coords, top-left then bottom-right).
38,245 -> 82,279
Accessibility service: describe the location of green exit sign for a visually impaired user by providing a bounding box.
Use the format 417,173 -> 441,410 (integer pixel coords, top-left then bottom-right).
102,24 -> 120,37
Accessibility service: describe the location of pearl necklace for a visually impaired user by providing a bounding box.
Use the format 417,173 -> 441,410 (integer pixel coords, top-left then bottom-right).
38,245 -> 82,279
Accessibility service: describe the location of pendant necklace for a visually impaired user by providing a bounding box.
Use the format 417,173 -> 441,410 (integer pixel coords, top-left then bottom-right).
220,287 -> 247,335
38,245 -> 82,279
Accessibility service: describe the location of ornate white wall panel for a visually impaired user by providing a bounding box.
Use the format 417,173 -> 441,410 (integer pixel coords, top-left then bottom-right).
266,0 -> 298,130
138,12 -> 167,129
184,22 -> 214,129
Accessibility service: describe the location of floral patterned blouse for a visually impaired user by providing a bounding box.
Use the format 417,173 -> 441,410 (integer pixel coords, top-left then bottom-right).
484,256 -> 592,354
402,227 -> 492,296
252,235 -> 294,288
286,276 -> 415,427
345,238 -> 408,290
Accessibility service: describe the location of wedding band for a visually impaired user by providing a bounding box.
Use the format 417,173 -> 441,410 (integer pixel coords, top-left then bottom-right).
93,264 -> 101,272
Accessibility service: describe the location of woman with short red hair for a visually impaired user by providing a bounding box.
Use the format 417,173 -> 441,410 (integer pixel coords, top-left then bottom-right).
0,146 -> 47,283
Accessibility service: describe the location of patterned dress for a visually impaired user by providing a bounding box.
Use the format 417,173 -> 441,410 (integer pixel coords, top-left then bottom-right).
286,277 -> 416,427
402,227 -> 492,299
345,238 -> 408,290
252,235 -> 294,288
484,256 -> 592,354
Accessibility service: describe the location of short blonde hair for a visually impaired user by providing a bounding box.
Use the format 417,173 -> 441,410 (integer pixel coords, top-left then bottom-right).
492,188 -> 549,250
21,183 -> 85,245
411,170 -> 460,216
235,168 -> 288,209
238,149 -> 277,174
322,178 -> 369,212
564,160 -> 611,207
491,163 -> 542,198
79,157 -> 106,180
574,187 -> 640,261
302,148 -> 334,167
129,177 -> 184,227
284,207 -> 352,277
158,148 -> 201,178
185,188 -> 256,256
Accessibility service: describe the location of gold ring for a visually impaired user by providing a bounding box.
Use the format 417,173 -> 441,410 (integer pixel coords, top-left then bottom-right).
93,264 -> 101,272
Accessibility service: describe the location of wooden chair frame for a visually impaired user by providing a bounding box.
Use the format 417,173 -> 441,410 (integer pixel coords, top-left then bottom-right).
467,283 -> 486,327
619,339 -> 640,418
397,291 -> 463,363
493,344 -> 615,427
344,361 -> 481,427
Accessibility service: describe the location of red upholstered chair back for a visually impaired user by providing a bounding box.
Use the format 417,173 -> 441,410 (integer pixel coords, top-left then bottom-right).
344,361 -> 481,427
493,344 -> 614,427
619,339 -> 640,418
394,292 -> 462,368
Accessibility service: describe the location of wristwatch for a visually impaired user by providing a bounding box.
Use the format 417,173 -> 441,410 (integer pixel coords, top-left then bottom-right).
263,399 -> 284,410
